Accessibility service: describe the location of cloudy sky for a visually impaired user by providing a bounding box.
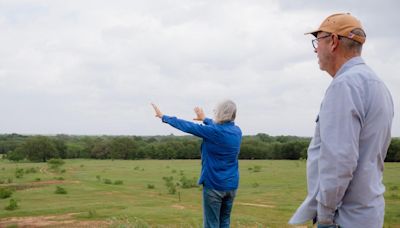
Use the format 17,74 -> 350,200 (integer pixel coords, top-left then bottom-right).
0,0 -> 399,136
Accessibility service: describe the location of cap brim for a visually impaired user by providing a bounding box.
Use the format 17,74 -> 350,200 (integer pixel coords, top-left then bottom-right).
304,30 -> 319,37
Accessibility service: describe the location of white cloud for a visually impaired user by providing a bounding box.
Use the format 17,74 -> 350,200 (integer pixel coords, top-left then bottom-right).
0,0 -> 398,136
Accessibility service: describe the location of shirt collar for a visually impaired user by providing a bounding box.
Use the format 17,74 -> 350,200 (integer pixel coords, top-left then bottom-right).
334,56 -> 365,79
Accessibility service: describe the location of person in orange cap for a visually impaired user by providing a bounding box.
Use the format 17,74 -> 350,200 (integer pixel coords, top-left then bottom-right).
289,13 -> 394,228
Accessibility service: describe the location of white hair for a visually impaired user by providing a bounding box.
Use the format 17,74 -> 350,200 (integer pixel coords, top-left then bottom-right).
214,100 -> 237,124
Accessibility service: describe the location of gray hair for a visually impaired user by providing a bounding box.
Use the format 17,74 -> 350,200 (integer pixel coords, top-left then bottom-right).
214,100 -> 237,124
340,28 -> 366,54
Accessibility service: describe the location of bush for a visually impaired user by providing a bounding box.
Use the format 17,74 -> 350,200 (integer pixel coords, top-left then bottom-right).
15,168 -> 24,178
0,188 -> 13,199
180,175 -> 198,189
88,209 -> 97,218
162,176 -> 176,194
55,186 -> 67,194
24,167 -> 38,174
113,180 -> 123,185
5,199 -> 19,210
48,158 -> 65,171
147,184 -> 155,189
252,165 -> 262,172
103,179 -> 112,184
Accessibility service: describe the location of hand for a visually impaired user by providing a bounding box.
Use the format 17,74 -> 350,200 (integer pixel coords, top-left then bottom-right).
151,103 -> 163,118
193,107 -> 205,121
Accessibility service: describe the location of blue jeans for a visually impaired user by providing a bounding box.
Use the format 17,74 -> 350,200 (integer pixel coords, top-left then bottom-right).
203,187 -> 237,228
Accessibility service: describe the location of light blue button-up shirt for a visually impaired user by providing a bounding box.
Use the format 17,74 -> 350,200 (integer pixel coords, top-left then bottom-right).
289,57 -> 394,227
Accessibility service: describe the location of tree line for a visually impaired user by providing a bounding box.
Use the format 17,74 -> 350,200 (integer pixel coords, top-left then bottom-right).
0,133 -> 399,162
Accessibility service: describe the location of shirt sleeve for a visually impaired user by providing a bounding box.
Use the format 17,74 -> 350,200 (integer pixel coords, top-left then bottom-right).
162,115 -> 216,140
317,82 -> 362,222
203,118 -> 214,125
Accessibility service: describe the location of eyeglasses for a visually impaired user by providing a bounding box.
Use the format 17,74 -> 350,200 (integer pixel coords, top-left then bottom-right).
311,34 -> 331,49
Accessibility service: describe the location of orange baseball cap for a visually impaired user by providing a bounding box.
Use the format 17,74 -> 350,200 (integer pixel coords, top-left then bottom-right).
305,13 -> 366,44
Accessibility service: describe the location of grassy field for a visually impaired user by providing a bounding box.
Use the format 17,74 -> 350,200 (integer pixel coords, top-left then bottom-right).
0,159 -> 399,227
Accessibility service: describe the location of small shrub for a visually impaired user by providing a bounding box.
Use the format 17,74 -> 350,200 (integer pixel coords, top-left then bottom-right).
15,168 -> 24,178
147,184 -> 155,189
80,164 -> 84,168
180,175 -> 198,189
34,178 -> 41,182
252,182 -> 260,188
96,175 -> 101,181
168,185 -> 176,194
134,166 -> 140,170
5,199 -> 18,210
0,179 -> 4,184
390,193 -> 400,199
0,188 -> 13,199
7,178 -> 13,183
103,179 -> 112,184
162,176 -> 176,194
113,180 -> 123,185
48,159 -> 65,171
389,186 -> 399,191
88,209 -> 97,218
60,169 -> 66,173
171,169 -> 177,173
47,158 -> 65,166
55,186 -> 67,194
253,166 -> 262,172
54,177 -> 64,181
24,167 -> 38,174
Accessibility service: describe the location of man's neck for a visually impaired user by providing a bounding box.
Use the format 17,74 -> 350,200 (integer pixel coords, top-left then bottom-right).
328,53 -> 361,77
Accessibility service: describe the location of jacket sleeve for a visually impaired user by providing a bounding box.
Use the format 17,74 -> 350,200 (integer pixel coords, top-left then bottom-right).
317,82 -> 362,222
162,115 -> 216,140
203,118 -> 215,125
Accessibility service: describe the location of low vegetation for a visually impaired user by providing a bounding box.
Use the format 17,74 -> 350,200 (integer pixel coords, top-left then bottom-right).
0,159 -> 398,226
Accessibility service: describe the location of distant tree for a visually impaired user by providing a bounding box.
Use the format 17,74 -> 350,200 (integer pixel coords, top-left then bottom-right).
6,147 -> 26,161
386,138 -> 400,162
91,139 -> 110,159
22,136 -> 58,162
109,137 -> 137,160
280,141 -> 307,160
52,138 -> 67,159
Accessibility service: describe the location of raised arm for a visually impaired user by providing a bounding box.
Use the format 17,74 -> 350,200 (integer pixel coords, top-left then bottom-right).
151,103 -> 216,139
151,103 -> 163,118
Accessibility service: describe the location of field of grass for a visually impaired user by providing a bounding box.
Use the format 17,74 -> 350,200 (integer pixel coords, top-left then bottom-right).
0,159 -> 399,227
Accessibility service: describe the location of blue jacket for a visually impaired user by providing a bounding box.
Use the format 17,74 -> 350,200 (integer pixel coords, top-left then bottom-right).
162,115 -> 242,191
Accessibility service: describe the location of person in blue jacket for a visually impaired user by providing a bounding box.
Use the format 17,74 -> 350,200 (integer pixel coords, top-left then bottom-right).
151,100 -> 242,228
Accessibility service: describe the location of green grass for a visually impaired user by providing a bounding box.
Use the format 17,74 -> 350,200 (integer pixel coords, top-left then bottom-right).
0,159 -> 399,227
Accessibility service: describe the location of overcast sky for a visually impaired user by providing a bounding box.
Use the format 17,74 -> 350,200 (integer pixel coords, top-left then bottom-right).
0,0 -> 399,136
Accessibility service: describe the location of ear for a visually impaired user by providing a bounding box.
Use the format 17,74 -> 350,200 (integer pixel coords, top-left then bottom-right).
330,34 -> 340,52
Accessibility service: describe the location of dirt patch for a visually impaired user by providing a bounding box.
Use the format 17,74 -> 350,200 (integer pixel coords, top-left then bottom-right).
0,213 -> 109,227
0,180 -> 80,191
236,202 -> 275,208
171,204 -> 185,210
